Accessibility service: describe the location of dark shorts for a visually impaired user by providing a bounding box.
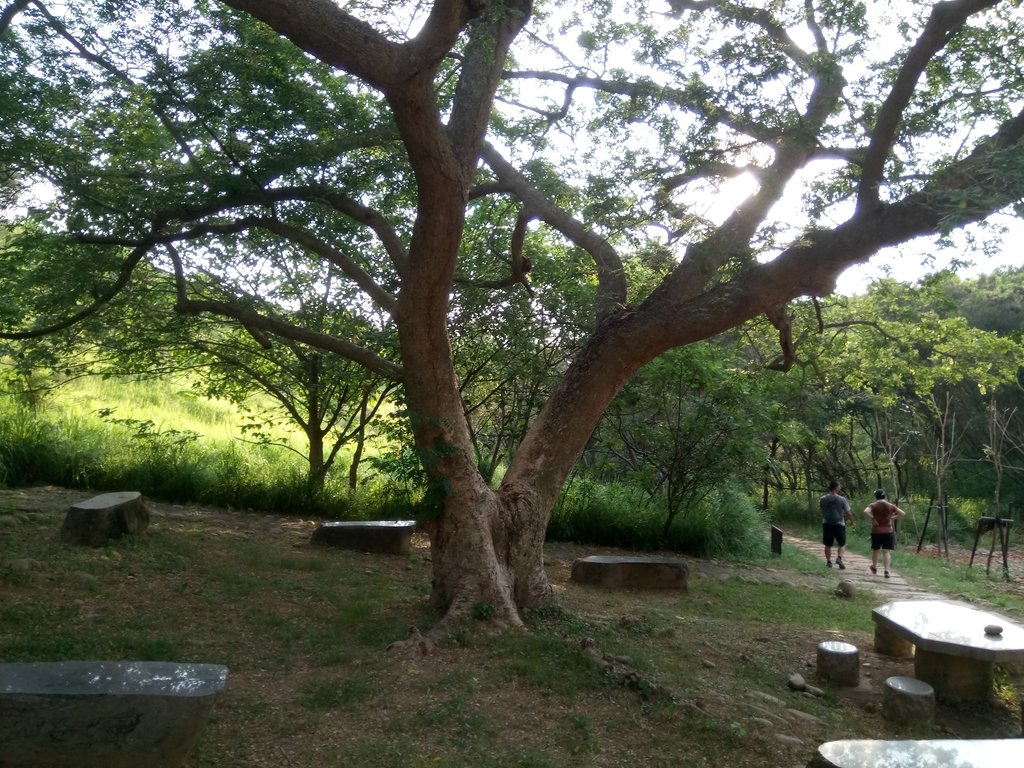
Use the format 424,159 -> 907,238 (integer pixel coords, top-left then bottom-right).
871,532 -> 896,551
822,523 -> 846,547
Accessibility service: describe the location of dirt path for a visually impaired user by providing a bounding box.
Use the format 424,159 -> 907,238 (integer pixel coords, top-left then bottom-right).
780,533 -> 943,601
779,522 -> 1024,601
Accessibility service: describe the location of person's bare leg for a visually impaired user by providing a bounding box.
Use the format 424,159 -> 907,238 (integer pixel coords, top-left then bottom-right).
870,549 -> 879,574
824,545 -> 832,566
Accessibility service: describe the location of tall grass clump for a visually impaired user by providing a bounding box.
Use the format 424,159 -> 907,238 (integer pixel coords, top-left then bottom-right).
0,379 -> 425,520
548,477 -> 766,558
548,478 -> 663,550
667,486 -> 767,558
0,391 -> 308,514
768,493 -> 815,527
317,474 -> 424,521
0,403 -> 104,488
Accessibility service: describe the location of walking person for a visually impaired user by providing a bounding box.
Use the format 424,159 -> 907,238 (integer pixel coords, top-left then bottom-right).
864,488 -> 906,578
820,480 -> 855,569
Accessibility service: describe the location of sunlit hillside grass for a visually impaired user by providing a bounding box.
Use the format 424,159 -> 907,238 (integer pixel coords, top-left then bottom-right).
0,373 -> 400,517
56,375 -> 255,445
2,372 -> 770,556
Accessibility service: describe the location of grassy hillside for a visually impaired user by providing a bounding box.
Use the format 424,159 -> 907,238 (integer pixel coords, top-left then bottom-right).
0,373 -> 772,557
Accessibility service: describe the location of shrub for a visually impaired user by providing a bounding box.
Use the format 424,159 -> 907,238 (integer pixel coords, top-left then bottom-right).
768,494 -> 814,526
548,477 -> 766,558
666,486 -> 767,558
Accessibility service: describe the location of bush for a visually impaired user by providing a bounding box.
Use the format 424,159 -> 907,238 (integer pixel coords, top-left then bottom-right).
666,486 -> 766,558
548,478 -> 661,549
768,494 -> 814,526
548,477 -> 766,558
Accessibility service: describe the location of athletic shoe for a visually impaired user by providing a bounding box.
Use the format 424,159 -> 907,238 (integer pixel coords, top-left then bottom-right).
884,571 -> 890,578
836,558 -> 845,570
869,565 -> 877,575
826,560 -> 833,568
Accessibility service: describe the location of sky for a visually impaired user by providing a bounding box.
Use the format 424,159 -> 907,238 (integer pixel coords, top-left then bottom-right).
837,216 -> 1023,293
644,2 -> 1024,296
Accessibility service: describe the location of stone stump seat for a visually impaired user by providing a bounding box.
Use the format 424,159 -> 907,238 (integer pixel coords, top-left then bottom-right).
570,555 -> 689,591
816,640 -> 860,687
60,491 -> 150,547
882,676 -> 935,726
0,661 -> 227,768
310,520 -> 417,555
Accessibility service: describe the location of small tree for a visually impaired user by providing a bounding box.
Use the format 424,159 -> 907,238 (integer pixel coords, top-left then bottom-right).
593,344 -> 768,536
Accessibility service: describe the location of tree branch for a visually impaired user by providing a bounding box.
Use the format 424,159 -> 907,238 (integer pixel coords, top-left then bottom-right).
165,246 -> 404,381
0,0 -> 30,35
252,217 -> 398,314
480,143 -> 627,322
856,0 -> 1002,210
0,245 -> 148,340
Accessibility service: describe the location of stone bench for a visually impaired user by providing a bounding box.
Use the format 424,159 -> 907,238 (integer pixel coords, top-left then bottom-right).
570,555 -> 689,591
310,520 -> 417,555
0,660 -> 228,768
60,491 -> 150,547
816,640 -> 859,687
807,739 -> 1018,768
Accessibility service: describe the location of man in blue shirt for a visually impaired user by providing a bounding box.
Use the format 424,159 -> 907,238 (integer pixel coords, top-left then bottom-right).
820,480 -> 855,569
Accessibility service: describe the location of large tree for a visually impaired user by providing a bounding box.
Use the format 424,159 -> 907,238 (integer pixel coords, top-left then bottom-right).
2,0 -> 1024,631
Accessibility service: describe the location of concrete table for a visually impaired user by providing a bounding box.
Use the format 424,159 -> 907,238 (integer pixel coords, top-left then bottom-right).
808,738 -> 1019,768
872,599 -> 1024,702
0,661 -> 228,768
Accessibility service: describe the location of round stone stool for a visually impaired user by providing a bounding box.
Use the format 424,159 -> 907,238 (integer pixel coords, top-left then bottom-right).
883,675 -> 935,726
816,640 -> 860,686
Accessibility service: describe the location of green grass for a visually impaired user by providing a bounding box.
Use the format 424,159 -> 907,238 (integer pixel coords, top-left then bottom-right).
6,375 -> 778,557
2,500 -> 1022,768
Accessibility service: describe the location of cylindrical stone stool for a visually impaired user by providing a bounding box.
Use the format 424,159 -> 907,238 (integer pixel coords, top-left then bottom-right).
883,675 -> 935,726
816,640 -> 860,686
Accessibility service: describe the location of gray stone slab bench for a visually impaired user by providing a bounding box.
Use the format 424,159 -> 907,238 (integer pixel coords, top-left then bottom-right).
310,520 -> 417,554
807,739 -> 1018,768
0,660 -> 227,768
570,555 -> 689,591
60,491 -> 150,547
872,599 -> 1024,702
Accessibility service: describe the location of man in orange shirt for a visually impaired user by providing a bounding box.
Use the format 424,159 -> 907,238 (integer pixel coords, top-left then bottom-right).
864,488 -> 906,578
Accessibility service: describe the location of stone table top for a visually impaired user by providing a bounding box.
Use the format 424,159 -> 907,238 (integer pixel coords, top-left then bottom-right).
70,491 -> 142,510
574,555 -> 686,565
814,738 -> 1017,768
0,661 -> 228,697
317,520 -> 416,529
872,599 -> 1024,663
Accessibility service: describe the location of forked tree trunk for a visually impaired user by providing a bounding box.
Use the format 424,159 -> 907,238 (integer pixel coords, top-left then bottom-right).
417,321 -> 655,630
425,481 -> 551,630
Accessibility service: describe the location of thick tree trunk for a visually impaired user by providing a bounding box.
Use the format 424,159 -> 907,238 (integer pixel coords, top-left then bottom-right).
424,480 -> 550,630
